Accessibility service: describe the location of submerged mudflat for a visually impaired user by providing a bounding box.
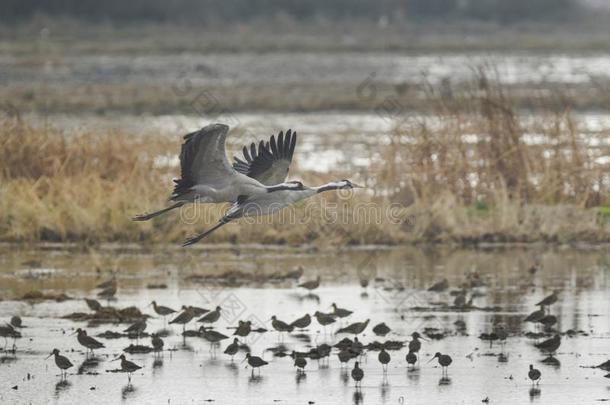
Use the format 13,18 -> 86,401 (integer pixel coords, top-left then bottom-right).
0,244 -> 608,404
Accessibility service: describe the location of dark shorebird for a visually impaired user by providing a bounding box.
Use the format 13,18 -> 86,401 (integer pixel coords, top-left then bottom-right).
372,322 -> 391,337
336,319 -> 369,335
224,338 -> 240,360
124,320 -> 147,342
536,290 -> 559,308
96,277 -> 116,290
114,354 -> 142,383
538,314 -> 557,329
183,305 -> 209,317
84,298 -> 102,312
243,353 -> 268,376
524,308 -> 546,325
271,316 -> 294,334
378,348 -> 391,373
408,332 -> 424,358
197,306 -> 221,324
535,334 -> 561,357
331,303 -> 353,318
233,320 -> 252,337
97,284 -> 117,301
46,349 -> 73,380
338,348 -> 353,366
428,278 -> 449,292
293,352 -> 307,373
406,351 -> 417,368
314,311 -> 337,329
150,301 -> 177,323
74,328 -> 105,355
290,314 -> 311,330
151,333 -> 164,355
298,276 -> 320,291
200,327 -> 229,349
595,360 -> 610,372
528,364 -> 541,385
10,316 -> 22,328
0,323 -> 21,351
351,362 -> 364,388
170,307 -> 196,333
429,352 -> 453,375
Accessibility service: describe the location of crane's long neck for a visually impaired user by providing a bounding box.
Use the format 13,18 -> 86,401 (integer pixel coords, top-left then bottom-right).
315,181 -> 344,193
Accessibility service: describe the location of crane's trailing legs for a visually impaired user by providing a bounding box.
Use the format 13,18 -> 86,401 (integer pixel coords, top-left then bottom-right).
133,201 -> 186,221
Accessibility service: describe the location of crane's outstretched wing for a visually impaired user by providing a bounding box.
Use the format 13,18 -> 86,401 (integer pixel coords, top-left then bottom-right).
232,129 -> 297,186
172,123 -> 236,199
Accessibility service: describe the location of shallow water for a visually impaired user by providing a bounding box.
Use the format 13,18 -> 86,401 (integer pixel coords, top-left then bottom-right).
0,244 -> 609,404
4,51 -> 610,86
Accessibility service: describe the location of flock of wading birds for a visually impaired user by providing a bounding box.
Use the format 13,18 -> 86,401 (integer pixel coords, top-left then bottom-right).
1,274 -> 610,391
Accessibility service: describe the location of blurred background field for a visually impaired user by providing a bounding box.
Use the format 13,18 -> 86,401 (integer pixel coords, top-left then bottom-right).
2,0 -> 610,245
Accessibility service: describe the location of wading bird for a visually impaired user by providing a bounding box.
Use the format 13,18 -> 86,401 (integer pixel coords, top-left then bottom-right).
132,124 -> 362,246
224,338 -> 240,360
351,362 -> 364,388
535,334 -> 561,357
528,364 -> 541,385
429,352 -> 453,375
46,349 -> 73,380
243,353 -> 268,376
290,314 -> 311,330
378,348 -> 391,373
73,328 -> 105,356
113,354 -> 142,383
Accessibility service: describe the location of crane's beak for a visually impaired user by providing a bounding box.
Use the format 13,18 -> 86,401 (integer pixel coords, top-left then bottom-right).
352,183 -> 364,188
45,353 -> 52,360
69,330 -> 78,336
426,357 -> 435,364
240,357 -> 247,364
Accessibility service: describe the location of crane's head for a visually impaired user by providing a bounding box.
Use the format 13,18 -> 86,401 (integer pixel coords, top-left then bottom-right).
337,179 -> 363,189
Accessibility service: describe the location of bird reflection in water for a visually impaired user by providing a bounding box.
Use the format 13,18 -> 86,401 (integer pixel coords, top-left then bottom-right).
248,374 -> 263,385
153,357 -> 163,369
380,379 -> 390,401
295,371 -> 307,385
122,384 -> 137,399
54,379 -> 71,398
498,353 -> 509,363
353,390 -> 364,404
439,376 -> 452,386
78,357 -> 100,375
541,356 -> 560,368
340,368 -> 350,386
529,387 -> 541,400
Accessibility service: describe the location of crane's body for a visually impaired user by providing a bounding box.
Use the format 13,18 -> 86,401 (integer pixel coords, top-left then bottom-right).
133,123 -> 362,246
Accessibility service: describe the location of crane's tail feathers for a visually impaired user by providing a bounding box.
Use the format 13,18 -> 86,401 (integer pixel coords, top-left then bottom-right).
182,221 -> 229,247
132,202 -> 186,221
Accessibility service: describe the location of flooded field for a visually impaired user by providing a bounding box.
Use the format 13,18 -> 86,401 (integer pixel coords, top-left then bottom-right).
1,244 -> 609,404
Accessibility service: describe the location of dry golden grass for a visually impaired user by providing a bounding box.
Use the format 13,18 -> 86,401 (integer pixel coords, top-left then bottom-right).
1,75 -> 610,245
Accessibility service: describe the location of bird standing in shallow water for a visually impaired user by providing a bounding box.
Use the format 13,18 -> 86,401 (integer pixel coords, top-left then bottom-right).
10,316 -> 22,328
429,352 -> 452,375
84,298 -> 102,312
198,306 -> 221,324
150,301 -> 176,324
378,348 -> 391,373
406,351 -> 417,369
290,314 -> 311,330
124,320 -> 146,343
372,322 -> 391,337
170,306 -> 196,333
151,333 -> 164,355
331,303 -> 353,318
536,290 -> 559,311
224,338 -> 240,360
114,354 -> 142,383
233,320 -> 252,337
528,364 -> 541,385
293,352 -> 307,374
298,276 -> 321,291
351,362 -> 364,388
336,319 -> 369,336
46,349 -> 73,380
243,353 -> 268,376
74,328 -> 105,356
535,334 -> 561,357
